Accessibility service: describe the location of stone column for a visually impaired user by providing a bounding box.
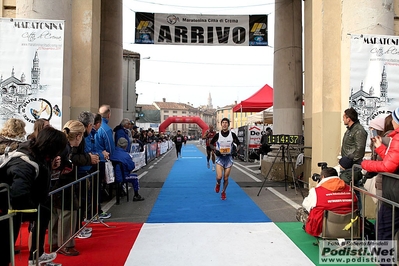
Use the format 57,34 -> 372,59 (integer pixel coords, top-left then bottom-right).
261,0 -> 303,180
70,0 -> 101,119
273,0 -> 303,135
304,0 -> 343,176
100,0 -> 123,128
16,0 -> 72,127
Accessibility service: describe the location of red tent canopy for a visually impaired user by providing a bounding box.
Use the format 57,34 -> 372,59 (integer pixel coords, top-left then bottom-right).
233,84 -> 273,112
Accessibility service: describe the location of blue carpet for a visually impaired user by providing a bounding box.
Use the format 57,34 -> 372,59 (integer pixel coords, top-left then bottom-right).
147,144 -> 271,223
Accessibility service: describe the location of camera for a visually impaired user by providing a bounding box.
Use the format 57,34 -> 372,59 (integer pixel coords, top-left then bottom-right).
311,173 -> 321,183
317,162 -> 327,169
311,162 -> 328,182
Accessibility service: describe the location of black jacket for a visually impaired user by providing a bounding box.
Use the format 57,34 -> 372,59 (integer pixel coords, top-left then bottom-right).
5,141 -> 52,210
53,142 -> 92,210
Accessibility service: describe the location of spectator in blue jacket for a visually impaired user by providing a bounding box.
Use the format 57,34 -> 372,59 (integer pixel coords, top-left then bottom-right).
94,105 -> 115,218
110,138 -> 144,201
113,118 -> 132,153
77,111 -> 100,175
75,111 -> 101,230
95,105 -> 114,161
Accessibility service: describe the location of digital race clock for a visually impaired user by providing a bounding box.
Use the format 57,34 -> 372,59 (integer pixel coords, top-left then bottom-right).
266,135 -> 304,145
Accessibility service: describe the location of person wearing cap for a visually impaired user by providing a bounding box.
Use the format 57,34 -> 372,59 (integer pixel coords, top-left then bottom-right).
131,125 -> 144,152
209,118 -> 240,200
365,115 -> 393,190
132,125 -> 140,139
369,115 -> 386,137
110,138 -> 144,201
361,108 -> 399,243
365,114 -> 394,203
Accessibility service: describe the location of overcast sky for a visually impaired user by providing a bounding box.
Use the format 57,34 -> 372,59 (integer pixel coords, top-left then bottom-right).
123,0 -> 275,108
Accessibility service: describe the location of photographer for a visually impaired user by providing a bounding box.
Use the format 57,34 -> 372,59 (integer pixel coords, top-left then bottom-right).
295,167 -> 358,237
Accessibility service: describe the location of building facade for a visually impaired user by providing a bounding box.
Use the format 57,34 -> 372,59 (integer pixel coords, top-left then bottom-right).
122,49 -> 140,121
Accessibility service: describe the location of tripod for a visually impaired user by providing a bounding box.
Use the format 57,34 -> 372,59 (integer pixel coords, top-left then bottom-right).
257,144 -> 298,196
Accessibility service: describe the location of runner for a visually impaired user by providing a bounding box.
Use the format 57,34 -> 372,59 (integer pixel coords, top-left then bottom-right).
202,124 -> 217,171
172,130 -> 184,159
210,118 -> 240,200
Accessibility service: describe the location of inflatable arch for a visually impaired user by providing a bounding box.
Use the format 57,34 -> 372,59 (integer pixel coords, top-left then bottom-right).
159,116 -> 209,136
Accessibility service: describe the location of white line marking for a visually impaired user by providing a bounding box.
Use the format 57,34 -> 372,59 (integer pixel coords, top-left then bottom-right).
267,187 -> 301,209
233,164 -> 262,182
234,161 -> 261,174
138,171 -> 147,180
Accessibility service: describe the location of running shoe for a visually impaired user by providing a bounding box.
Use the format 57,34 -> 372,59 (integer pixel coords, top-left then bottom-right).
99,212 -> 111,219
82,227 -> 92,234
84,218 -> 103,224
212,165 -> 215,171
76,231 -> 92,239
207,162 -> 210,169
221,192 -> 226,200
91,218 -> 103,224
215,183 -> 220,193
28,252 -> 56,265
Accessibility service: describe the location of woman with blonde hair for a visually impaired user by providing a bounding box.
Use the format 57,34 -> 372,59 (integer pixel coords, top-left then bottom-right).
51,120 -> 90,257
0,118 -> 26,155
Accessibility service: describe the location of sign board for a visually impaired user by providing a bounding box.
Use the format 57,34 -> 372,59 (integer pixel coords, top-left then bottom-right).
0,18 -> 64,133
135,12 -> 268,46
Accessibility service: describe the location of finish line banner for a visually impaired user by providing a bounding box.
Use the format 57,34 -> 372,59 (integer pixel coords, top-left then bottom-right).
135,12 -> 268,46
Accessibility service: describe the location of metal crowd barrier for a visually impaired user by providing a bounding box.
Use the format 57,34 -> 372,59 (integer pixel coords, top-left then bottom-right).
1,183 -> 17,266
352,164 -> 399,243
47,168 -> 100,253
6,140 -> 175,265
24,168 -> 100,266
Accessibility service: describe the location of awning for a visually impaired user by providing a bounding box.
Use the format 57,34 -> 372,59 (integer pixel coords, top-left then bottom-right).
233,84 -> 273,112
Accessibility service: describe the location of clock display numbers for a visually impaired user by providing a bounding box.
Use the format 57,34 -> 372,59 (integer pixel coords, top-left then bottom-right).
266,135 -> 303,145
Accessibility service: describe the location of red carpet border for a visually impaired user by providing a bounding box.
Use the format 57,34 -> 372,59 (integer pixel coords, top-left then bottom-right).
15,222 -> 142,266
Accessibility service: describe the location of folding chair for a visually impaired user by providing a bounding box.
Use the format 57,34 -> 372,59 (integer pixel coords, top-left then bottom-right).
321,210 -> 361,240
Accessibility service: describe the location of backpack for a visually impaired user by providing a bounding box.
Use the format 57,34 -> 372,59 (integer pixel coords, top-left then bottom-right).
0,147 -> 39,180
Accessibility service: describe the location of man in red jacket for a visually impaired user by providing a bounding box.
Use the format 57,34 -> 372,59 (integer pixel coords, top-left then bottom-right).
296,167 -> 358,237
